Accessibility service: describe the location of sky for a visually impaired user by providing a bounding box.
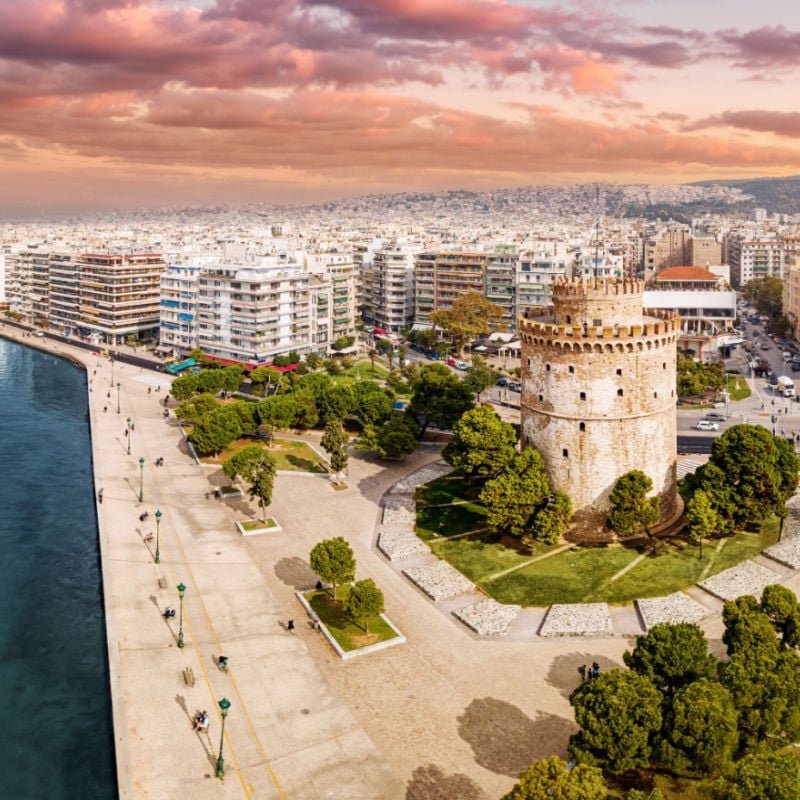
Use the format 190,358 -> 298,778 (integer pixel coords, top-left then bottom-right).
3,0 -> 800,213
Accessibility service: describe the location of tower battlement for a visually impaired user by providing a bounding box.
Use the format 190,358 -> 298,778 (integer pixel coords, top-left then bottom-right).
519,309 -> 681,343
551,276 -> 645,300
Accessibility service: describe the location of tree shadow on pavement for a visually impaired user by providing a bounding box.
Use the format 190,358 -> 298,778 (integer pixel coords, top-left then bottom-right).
545,652 -> 624,699
457,697 -> 576,777
274,556 -> 317,589
406,764 -> 488,800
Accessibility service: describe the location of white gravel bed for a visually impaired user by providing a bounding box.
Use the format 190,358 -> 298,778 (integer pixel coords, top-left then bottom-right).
539,603 -> 614,637
453,599 -> 520,636
388,462 -> 454,495
377,528 -> 431,561
764,537 -> 800,569
636,593 -> 711,630
698,560 -> 782,601
382,497 -> 417,526
403,560 -> 475,601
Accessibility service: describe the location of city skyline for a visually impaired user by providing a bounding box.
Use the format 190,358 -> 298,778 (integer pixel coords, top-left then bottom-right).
3,0 -> 800,214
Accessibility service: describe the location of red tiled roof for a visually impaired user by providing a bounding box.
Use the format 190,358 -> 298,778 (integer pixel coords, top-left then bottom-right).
655,266 -> 718,282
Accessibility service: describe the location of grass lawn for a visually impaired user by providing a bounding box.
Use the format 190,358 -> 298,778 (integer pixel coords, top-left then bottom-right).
240,518 -> 278,531
727,374 -> 751,401
416,469 -> 782,606
305,587 -> 398,652
201,437 -> 328,472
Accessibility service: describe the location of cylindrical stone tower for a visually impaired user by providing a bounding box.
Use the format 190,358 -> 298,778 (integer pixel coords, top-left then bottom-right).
519,277 -> 680,538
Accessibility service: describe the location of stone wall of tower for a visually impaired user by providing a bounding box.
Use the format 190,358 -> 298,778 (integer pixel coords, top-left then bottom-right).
519,278 -> 679,537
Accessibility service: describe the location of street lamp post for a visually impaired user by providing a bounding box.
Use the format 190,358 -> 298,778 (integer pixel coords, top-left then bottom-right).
154,509 -> 162,564
177,582 -> 186,648
138,456 -> 145,502
116,381 -> 121,414
216,698 -> 231,778
126,416 -> 132,455
110,353 -> 114,387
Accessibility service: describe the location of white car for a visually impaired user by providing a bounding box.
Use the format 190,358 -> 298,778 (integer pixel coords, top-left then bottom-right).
695,420 -> 719,431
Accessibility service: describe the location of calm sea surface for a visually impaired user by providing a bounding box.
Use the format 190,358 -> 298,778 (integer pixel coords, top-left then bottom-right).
0,337 -> 116,798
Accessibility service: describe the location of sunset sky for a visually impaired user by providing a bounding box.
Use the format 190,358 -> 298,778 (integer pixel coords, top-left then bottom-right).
3,0 -> 800,213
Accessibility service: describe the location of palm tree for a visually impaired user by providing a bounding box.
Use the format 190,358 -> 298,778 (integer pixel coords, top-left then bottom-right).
368,348 -> 378,375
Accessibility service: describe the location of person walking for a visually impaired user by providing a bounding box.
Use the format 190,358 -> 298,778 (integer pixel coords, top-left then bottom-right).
591,662 -> 600,679
287,619 -> 295,633
578,664 -> 587,682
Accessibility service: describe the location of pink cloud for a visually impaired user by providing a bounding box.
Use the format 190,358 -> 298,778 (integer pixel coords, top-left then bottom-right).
687,110 -> 800,139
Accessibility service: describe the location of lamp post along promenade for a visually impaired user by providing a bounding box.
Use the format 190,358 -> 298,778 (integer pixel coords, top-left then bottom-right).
216,698 -> 231,778
177,582 -> 185,648
154,509 -> 161,564
138,456 -> 145,502
126,416 -> 132,455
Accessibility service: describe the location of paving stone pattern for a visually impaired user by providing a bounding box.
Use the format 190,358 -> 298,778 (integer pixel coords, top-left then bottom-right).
382,497 -> 417,526
636,592 -> 711,630
698,560 -> 782,602
453,599 -> 520,636
403,561 -> 475,601
388,461 -> 454,495
539,603 -> 614,637
377,527 -> 431,561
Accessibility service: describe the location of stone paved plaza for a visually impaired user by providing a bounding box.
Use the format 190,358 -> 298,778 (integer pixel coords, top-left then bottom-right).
636,592 -> 712,629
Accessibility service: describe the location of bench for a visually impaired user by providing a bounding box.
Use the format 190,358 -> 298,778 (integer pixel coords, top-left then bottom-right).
157,577 -> 167,589
182,667 -> 195,687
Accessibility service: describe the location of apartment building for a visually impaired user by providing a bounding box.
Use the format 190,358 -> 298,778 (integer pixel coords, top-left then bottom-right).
159,263 -> 201,356
303,249 -> 360,346
516,241 -> 571,316
688,237 -> 722,267
642,225 -> 690,275
725,234 -> 784,286
783,255 -> 800,342
196,258 -> 312,365
367,245 -> 417,333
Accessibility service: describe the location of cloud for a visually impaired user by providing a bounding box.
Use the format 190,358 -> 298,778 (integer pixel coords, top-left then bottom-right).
688,109 -> 800,139
719,25 -> 800,68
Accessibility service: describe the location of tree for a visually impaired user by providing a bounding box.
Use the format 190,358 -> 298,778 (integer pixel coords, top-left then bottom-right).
429,292 -> 505,355
479,449 -> 551,539
309,537 -> 356,600
174,392 -> 219,422
170,373 -> 200,401
197,368 -> 226,395
291,388 -> 319,429
397,343 -> 408,369
442,405 -> 517,477
744,276 -> 783,318
222,445 -> 277,522
524,491 -> 572,548
623,623 -> 716,695
657,679 -> 738,777
706,425 -> 799,526
368,348 -> 378,375
501,756 -> 608,800
607,470 -> 660,537
569,670 -> 663,774
332,335 -> 355,351
463,355 -> 496,400
712,750 -> 800,800
321,419 -> 349,476
357,415 -> 420,459
409,363 -> 474,433
305,352 -> 323,370
249,366 -> 283,395
345,578 -> 385,632
255,394 -> 297,441
219,365 -> 245,394
684,488 -> 720,558
353,381 -> 394,426
761,584 -> 800,647
190,406 -> 243,456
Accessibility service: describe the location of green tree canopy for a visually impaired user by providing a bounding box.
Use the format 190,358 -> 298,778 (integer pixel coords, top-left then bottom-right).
479,449 -> 554,540
607,470 -> 660,536
189,405 -> 242,456
174,392 -> 220,422
353,380 -> 394,426
463,355 -> 496,399
623,623 -> 716,695
321,418 -> 349,475
291,388 -> 319,429
430,291 -> 505,355
309,537 -> 356,600
221,444 -> 276,522
409,363 -> 475,433
357,415 -> 420,459
684,488 -> 720,557
219,365 -> 245,393
197,368 -> 227,395
170,373 -> 200,401
569,669 -> 663,774
255,394 -> 297,438
344,578 -> 385,632
761,584 -> 800,648
501,755 -> 608,800
657,679 -> 738,777
305,352 -> 324,370
744,276 -> 783,318
442,405 -> 517,477
712,750 -> 800,800
524,491 -> 572,548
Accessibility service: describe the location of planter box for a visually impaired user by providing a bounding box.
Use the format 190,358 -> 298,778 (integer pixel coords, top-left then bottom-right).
236,518 -> 282,536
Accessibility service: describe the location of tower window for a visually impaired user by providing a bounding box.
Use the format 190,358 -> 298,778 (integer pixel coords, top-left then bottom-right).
579,422 -> 586,432
593,318 -> 601,327
654,392 -> 658,398
566,315 -> 572,324
663,362 -> 667,369
617,389 -> 624,397
616,368 -> 622,376
562,449 -> 569,458
569,366 -> 575,374
546,364 -> 551,371
538,394 -> 543,402
580,392 -> 586,401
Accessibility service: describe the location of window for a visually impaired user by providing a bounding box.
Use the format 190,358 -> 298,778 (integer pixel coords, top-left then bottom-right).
617,389 -> 624,397
546,364 -> 551,371
562,449 -> 569,458
654,392 -> 658,398
593,318 -> 601,327
616,368 -> 622,376
538,394 -> 543,402
569,366 -> 575,374
580,392 -> 586,401
579,422 -> 586,432
663,362 -> 667,369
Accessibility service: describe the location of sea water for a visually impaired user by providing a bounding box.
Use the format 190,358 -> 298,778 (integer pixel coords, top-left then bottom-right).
0,337 -> 116,798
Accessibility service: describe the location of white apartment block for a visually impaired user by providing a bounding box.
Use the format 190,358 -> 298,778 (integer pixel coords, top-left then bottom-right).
159,263 -> 201,356
196,258 -> 312,366
302,249 -> 360,346
725,234 -> 784,286
516,241 -> 571,317
368,245 -> 417,333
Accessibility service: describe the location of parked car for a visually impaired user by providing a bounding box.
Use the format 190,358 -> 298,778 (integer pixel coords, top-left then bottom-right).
704,412 -> 727,422
761,343 -> 770,350
496,377 -> 508,387
446,358 -> 457,367
455,361 -> 469,370
696,420 -> 719,431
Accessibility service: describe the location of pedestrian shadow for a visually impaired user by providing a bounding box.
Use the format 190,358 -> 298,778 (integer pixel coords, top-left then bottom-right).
137,527 -> 155,559
150,594 -> 179,645
176,695 -> 217,772
124,477 -> 142,503
457,697 -> 576,777
545,652 -> 623,699
405,763 -> 487,800
274,556 -> 317,589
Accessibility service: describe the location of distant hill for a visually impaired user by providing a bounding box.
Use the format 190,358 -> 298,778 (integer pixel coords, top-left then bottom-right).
690,175 -> 800,214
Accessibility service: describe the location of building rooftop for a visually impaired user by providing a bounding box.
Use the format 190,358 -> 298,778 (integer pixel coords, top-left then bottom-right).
654,266 -> 718,282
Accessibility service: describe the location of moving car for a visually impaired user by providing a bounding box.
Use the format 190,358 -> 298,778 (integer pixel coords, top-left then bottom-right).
704,412 -> 727,422
696,420 -> 719,431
